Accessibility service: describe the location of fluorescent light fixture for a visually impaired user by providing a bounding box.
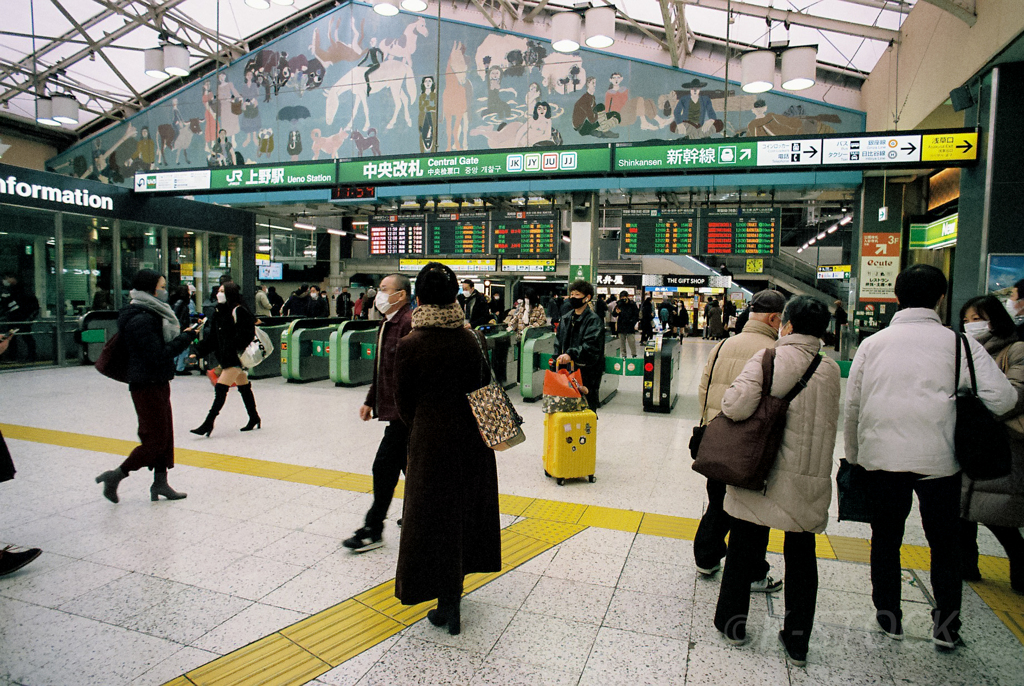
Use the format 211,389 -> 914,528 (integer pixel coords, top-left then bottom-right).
245,0 -> 271,8
839,215 -> 852,225
817,231 -> 827,240
808,237 -> 817,245
35,97 -> 61,126
293,221 -> 317,231
327,229 -> 348,236
401,0 -> 427,10
373,0 -> 400,16
162,44 -> 190,76
827,225 -> 839,234
584,6 -> 615,49
144,48 -> 167,78
523,276 -> 547,280
551,11 -> 581,53
352,221 -> 369,227
782,46 -> 816,91
561,236 -> 571,243
354,233 -> 369,240
797,247 -> 804,253
741,50 -> 775,94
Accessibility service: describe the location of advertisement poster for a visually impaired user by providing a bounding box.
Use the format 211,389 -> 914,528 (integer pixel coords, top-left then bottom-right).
859,232 -> 901,303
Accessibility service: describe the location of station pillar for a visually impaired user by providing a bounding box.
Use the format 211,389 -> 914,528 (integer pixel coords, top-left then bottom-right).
569,191 -> 599,287
953,62 -> 1024,316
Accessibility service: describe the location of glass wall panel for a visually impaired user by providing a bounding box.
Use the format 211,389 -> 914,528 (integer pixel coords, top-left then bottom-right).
120,220 -> 164,302
205,233 -> 240,307
0,203 -> 57,368
62,214 -> 116,313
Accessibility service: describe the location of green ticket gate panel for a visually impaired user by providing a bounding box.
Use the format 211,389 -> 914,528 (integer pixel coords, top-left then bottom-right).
77,311 -> 118,364
280,317 -> 349,382
329,320 -> 381,386
247,325 -> 290,379
520,332 -> 556,401
597,333 -> 620,406
643,336 -> 682,413
477,325 -> 516,390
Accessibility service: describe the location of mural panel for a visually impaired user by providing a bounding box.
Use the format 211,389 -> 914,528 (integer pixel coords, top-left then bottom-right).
48,2 -> 865,186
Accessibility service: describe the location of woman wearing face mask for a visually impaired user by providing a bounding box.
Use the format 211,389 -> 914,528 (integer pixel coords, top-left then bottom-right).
503,287 -> 547,346
190,282 -> 260,436
959,295 -> 1024,594
95,270 -> 198,503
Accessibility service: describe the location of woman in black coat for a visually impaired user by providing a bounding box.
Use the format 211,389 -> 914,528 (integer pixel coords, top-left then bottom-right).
394,262 -> 502,635
95,270 -> 197,503
191,282 -> 260,435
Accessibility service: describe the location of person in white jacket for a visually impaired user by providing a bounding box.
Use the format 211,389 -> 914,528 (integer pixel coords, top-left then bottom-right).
844,264 -> 1017,651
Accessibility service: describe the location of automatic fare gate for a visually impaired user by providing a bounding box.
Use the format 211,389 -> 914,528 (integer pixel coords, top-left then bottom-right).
329,320 -> 381,386
280,317 -> 349,383
77,310 -> 118,364
643,336 -> 682,412
477,324 -> 517,390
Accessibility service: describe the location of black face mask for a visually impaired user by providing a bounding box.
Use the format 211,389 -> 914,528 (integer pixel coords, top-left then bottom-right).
569,297 -> 585,310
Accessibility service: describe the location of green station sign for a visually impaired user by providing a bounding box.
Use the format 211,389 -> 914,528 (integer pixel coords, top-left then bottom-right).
909,213 -> 958,249
337,147 -> 611,184
211,162 -> 336,190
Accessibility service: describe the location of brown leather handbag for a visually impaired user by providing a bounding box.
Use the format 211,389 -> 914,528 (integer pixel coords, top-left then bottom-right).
693,348 -> 821,491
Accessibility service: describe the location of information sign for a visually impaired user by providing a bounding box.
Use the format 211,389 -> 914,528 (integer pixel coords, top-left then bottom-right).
501,259 -> 556,273
921,133 -> 977,162
756,139 -> 822,166
426,212 -> 488,255
615,141 -> 756,173
211,163 -> 336,190
664,275 -> 710,288
909,214 -> 958,249
491,211 -> 558,257
822,135 -> 921,165
859,232 -> 901,302
134,169 -> 210,193
369,215 -> 425,256
620,209 -> 697,255
399,258 -> 496,273
817,265 -> 851,280
700,208 -> 780,255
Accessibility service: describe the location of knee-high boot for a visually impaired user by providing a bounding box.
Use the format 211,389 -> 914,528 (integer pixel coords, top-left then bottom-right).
191,384 -> 229,436
237,384 -> 261,432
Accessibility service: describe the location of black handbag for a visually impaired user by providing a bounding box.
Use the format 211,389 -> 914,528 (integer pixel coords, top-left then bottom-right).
690,342 -> 723,459
95,332 -> 129,383
835,458 -> 872,523
954,332 -> 1012,481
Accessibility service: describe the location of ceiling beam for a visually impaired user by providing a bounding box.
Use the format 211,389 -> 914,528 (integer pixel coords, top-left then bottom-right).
918,0 -> 977,26
681,0 -> 901,43
837,0 -> 912,11
524,0 -> 550,21
659,0 -> 681,66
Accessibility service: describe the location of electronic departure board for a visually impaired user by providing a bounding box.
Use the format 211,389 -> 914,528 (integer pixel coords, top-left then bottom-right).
368,214 -> 425,255
701,208 -> 781,255
491,211 -> 558,257
620,209 -> 697,255
426,212 -> 489,255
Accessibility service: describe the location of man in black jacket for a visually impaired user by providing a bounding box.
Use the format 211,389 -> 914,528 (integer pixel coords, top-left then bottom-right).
615,290 -> 639,358
458,279 -> 491,327
307,285 -> 329,317
554,280 -> 605,410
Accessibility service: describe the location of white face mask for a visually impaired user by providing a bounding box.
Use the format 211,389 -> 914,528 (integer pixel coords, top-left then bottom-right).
375,289 -> 395,316
310,292 -> 319,300
1005,299 -> 1019,317
964,320 -> 990,339
216,292 -> 227,304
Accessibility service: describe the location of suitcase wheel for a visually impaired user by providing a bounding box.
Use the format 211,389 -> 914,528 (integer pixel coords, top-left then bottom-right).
556,478 -> 565,486
544,470 -> 551,478
588,475 -> 596,483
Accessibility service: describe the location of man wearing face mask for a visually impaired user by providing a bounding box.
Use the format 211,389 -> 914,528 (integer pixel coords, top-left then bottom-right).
344,274 -> 413,553
458,279 -> 492,328
1008,279 -> 1024,340
553,280 -> 605,411
692,288 -> 787,593
307,285 -> 329,318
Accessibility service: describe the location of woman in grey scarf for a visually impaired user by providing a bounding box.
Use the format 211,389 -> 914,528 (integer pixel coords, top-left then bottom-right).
95,270 -> 197,503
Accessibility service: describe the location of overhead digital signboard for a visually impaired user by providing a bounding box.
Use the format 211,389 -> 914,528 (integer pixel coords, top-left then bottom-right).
620,209 -> 697,255
368,215 -> 425,256
701,208 -> 781,255
491,211 -> 558,258
426,212 -> 488,256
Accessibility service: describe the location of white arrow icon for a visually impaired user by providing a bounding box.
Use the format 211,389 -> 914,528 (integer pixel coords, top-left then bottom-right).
740,149 -> 752,160
875,245 -> 887,255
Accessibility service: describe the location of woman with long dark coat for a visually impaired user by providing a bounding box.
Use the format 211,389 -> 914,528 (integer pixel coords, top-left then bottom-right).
394,262 -> 502,635
190,282 -> 261,435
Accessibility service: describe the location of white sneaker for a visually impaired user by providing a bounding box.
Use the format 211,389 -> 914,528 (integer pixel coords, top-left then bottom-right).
750,576 -> 784,593
695,563 -> 721,577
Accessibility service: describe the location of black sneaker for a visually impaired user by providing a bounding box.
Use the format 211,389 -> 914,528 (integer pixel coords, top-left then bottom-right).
876,612 -> 904,640
778,631 -> 807,667
342,528 -> 383,553
0,546 -> 42,576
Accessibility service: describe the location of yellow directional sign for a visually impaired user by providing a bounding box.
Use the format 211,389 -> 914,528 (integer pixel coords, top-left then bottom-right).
921,132 -> 978,162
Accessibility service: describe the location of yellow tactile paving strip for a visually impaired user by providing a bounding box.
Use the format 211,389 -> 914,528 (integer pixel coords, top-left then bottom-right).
2,421 -> 1022,683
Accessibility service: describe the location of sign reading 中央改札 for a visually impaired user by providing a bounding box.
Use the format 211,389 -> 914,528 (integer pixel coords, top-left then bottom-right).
337,148 -> 611,184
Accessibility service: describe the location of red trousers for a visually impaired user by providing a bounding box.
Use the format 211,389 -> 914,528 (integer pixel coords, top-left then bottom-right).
121,382 -> 175,473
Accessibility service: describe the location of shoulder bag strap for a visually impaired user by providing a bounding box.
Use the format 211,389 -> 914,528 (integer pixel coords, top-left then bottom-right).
953,331 -> 962,398
783,353 -> 824,403
698,342 -> 725,426
962,333 -> 979,394
760,347 -> 777,399
469,329 -> 496,387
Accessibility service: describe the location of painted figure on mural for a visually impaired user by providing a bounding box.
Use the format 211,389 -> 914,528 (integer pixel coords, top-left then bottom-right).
479,66 -> 515,125
359,38 -> 384,97
326,55 -> 417,131
573,77 -> 619,138
745,99 -> 841,137
134,126 -> 157,170
516,100 -> 558,147
217,73 -> 243,149
380,17 -> 428,67
311,16 -> 365,66
310,127 -> 349,159
287,129 -> 303,161
257,128 -> 275,158
202,81 -> 218,152
605,72 -> 628,115
418,76 -> 438,153
443,42 -> 471,152
239,68 -> 262,149
671,78 -> 723,138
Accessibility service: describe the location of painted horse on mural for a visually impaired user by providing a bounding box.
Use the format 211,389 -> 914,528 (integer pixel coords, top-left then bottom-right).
311,16 -> 365,66
443,41 -> 471,151
324,60 -> 418,130
380,17 -> 428,66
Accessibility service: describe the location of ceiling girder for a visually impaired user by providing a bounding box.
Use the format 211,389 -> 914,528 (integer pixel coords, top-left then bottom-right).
524,0 -> 550,21
681,0 -> 902,43
837,0 -> 913,11
918,0 -> 977,26
659,0 -> 681,66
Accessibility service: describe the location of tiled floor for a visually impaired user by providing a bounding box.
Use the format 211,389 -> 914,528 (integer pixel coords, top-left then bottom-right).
1,339 -> 1021,686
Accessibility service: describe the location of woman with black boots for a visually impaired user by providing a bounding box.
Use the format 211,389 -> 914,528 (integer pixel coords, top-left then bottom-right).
95,270 -> 197,503
191,282 -> 261,436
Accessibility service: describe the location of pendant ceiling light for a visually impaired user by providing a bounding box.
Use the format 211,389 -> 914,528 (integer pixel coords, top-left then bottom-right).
271,0 -> 295,5
782,46 -> 816,90
35,97 -> 61,127
162,44 -> 190,77
144,47 -> 167,78
373,0 -> 400,16
401,0 -> 427,10
740,50 -> 775,94
584,6 -> 615,49
551,11 -> 581,53
244,0 -> 271,8
50,92 -> 79,125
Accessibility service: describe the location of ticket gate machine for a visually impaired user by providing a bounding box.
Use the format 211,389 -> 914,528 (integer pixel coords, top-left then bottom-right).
597,332 -> 620,406
520,331 -> 556,401
280,317 -> 349,382
329,320 -> 381,386
642,336 -> 681,412
77,311 -> 118,364
477,325 -> 517,390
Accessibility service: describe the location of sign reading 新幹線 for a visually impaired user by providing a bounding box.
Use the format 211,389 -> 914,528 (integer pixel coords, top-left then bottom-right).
338,148 -> 611,184
859,233 -> 901,302
615,141 -> 757,172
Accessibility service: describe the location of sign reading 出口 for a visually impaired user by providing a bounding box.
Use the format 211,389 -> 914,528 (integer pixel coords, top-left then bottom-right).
859,232 -> 901,302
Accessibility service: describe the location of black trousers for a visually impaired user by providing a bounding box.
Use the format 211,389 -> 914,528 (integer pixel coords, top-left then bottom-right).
582,369 -> 603,411
714,519 -> 818,651
960,518 -> 1024,587
121,382 -> 174,473
363,421 -> 409,536
867,471 -> 962,634
694,478 -> 770,579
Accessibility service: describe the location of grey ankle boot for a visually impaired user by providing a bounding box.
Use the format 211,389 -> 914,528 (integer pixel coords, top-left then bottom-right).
95,468 -> 127,504
151,472 -> 187,501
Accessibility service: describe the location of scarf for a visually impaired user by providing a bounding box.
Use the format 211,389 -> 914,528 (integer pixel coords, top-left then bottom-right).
411,302 -> 465,329
521,300 -> 531,326
130,289 -> 180,343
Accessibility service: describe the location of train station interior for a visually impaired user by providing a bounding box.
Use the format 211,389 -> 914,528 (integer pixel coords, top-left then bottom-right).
1,0 -> 1023,684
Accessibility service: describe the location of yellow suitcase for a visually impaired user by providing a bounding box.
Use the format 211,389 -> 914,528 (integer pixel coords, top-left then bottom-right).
543,410 -> 597,485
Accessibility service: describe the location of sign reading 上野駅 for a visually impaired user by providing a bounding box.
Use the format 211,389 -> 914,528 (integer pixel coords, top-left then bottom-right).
501,259 -> 557,273
817,265 -> 852,280
134,162 -> 336,193
337,148 -> 611,184
909,213 -> 958,249
399,258 -> 497,273
859,233 -> 901,302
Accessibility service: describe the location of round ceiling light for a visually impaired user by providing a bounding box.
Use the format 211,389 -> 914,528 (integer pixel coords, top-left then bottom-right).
162,44 -> 190,77
51,93 -> 79,125
401,0 -> 428,10
551,11 -> 581,53
244,0 -> 271,8
271,0 -> 295,5
144,47 -> 167,78
782,46 -> 817,91
584,6 -> 615,49
741,50 -> 775,94
373,0 -> 400,16
35,98 -> 61,127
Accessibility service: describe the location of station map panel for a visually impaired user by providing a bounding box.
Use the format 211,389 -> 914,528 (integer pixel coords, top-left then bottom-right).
491,211 -> 558,257
620,209 -> 697,255
701,208 -> 781,255
426,212 -> 489,255
369,214 -> 425,256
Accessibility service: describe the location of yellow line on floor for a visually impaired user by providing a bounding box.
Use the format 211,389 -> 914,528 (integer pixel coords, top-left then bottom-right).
5,421 -> 1023,672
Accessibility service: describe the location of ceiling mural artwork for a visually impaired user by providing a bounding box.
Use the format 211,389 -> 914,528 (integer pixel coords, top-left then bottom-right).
46,2 -> 865,187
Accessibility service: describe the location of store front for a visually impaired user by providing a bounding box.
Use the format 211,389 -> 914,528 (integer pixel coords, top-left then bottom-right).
0,164 -> 254,370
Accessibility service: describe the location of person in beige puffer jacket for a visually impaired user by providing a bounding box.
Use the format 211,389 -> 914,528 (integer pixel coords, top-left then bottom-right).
712,296 -> 840,667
